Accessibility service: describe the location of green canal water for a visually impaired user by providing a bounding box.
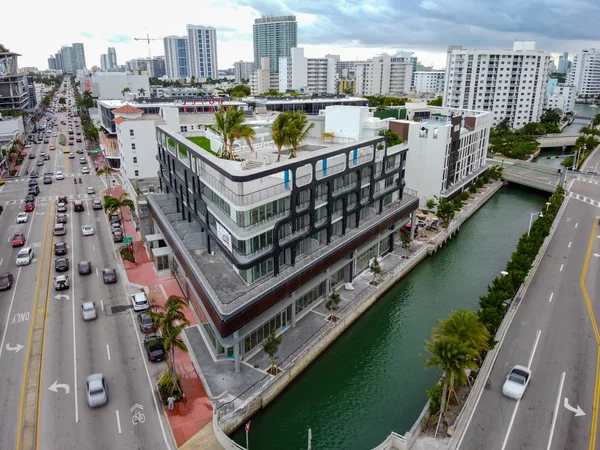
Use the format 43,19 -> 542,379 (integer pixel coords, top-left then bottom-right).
233,185 -> 549,450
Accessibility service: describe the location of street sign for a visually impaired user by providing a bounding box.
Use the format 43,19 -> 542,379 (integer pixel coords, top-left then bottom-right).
91,147 -> 101,154
123,237 -> 133,244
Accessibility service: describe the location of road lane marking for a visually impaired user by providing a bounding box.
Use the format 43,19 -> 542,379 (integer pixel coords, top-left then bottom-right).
547,372 -> 566,450
560,264 -> 564,272
106,344 -> 111,361
0,257 -> 3,266
569,241 -> 572,248
96,268 -> 99,277
549,292 -> 554,303
501,330 -> 542,450
70,217 -> 79,424
116,410 -> 122,434
100,299 -> 104,311
580,218 -> 600,450
576,223 -> 579,228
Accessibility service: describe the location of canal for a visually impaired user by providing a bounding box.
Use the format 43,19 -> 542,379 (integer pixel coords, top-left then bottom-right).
233,185 -> 549,450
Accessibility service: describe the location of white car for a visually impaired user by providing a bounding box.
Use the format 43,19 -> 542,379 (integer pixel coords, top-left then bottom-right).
87,186 -> 95,194
55,171 -> 64,180
81,167 -> 90,174
81,225 -> 94,236
86,373 -> 108,407
502,365 -> 531,400
130,292 -> 149,312
16,247 -> 34,266
16,212 -> 29,224
81,302 -> 97,321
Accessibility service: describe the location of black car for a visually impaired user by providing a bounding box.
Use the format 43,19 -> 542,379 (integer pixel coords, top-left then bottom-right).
55,257 -> 69,272
102,268 -> 117,284
54,242 -> 67,256
56,213 -> 67,224
28,153 -> 35,159
137,312 -> 154,333
28,185 -> 39,196
43,176 -> 52,184
144,335 -> 165,362
78,260 -> 92,275
28,179 -> 38,187
29,170 -> 38,178
113,231 -> 124,243
25,194 -> 35,203
0,273 -> 14,291
58,195 -> 68,204
73,201 -> 84,212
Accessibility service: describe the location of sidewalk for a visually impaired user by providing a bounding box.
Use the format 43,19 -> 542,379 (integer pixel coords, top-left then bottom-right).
107,185 -> 214,448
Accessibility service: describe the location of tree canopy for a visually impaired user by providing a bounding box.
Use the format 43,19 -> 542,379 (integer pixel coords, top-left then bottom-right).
364,96 -> 409,107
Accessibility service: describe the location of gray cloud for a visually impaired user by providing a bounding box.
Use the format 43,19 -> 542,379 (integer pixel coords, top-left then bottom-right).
232,0 -> 600,53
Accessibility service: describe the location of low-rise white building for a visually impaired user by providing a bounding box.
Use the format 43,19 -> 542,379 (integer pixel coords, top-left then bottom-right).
279,48 -> 337,94
88,73 -> 150,100
249,57 -> 278,95
355,53 -> 413,96
390,103 -> 492,205
547,84 -> 576,113
0,115 -> 24,145
413,71 -> 445,94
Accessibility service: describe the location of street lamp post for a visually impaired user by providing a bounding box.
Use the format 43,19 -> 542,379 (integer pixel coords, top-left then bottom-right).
545,202 -> 551,211
528,211 -> 543,236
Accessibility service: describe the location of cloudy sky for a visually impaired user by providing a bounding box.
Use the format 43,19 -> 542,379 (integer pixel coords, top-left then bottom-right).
4,0 -> 600,71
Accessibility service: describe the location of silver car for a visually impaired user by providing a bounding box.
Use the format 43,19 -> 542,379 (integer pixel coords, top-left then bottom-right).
86,373 -> 107,407
81,302 -> 97,321
16,212 -> 29,224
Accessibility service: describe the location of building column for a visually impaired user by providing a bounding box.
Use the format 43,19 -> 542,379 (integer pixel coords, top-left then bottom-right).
233,330 -> 241,373
291,295 -> 297,328
410,210 -> 416,240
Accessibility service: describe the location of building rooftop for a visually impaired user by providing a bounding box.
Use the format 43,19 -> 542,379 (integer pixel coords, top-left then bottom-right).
113,104 -> 144,115
246,96 -> 367,105
98,98 -> 247,109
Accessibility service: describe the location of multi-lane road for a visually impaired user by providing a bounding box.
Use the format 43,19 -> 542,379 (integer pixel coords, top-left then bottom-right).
458,152 -> 600,450
0,81 -> 174,450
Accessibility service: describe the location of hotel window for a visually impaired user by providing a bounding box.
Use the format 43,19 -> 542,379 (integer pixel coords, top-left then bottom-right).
129,129 -> 135,137
133,157 -> 138,164
131,143 -> 136,150
134,170 -> 139,177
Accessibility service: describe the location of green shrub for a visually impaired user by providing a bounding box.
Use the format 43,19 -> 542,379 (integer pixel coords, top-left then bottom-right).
475,178 -> 485,188
426,382 -> 443,415
460,190 -> 471,201
469,184 -> 477,194
9,170 -> 16,176
452,198 -> 463,211
120,246 -> 135,263
158,370 -> 182,404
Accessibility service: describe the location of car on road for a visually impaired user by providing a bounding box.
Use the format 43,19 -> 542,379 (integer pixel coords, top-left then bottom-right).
81,167 -> 90,174
76,137 -> 82,142
56,202 -> 67,213
144,334 -> 165,362
78,260 -> 92,275
81,302 -> 97,321
36,159 -> 44,167
54,275 -> 69,290
68,152 -> 75,159
92,199 -> 102,210
25,143 -> 32,149
502,365 -> 531,400
74,200 -> 84,212
28,153 -> 35,159
112,230 -> 124,243
86,373 -> 108,407
53,223 -> 66,236
55,171 -> 64,180
79,157 -> 86,164
24,202 -> 35,212
87,186 -> 95,194
44,176 -> 52,184
81,225 -> 94,236
56,213 -> 67,224
0,273 -> 14,290
43,154 -> 50,161
137,312 -> 154,333
102,268 -> 117,284
49,145 -> 56,150
55,257 -> 69,272
11,232 -> 26,247
54,242 -> 67,255
58,195 -> 68,204
28,185 -> 39,196
16,247 -> 34,266
29,170 -> 38,178
16,212 -> 29,224
130,292 -> 149,312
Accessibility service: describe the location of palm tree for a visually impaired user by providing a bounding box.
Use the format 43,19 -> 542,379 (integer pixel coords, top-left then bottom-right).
138,88 -> 146,97
149,296 -> 190,376
283,111 -> 314,158
96,165 -> 117,194
271,112 -> 291,162
431,309 -> 490,364
121,87 -> 131,96
103,192 -> 135,220
424,336 -> 476,436
206,107 -> 255,160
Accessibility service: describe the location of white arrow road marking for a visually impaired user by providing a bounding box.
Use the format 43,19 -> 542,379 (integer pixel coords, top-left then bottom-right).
594,254 -> 600,258
48,381 -> 70,394
35,212 -> 45,215
32,259 -> 38,263
564,397 -> 586,417
131,403 -> 144,412
5,343 -> 23,353
54,294 -> 69,300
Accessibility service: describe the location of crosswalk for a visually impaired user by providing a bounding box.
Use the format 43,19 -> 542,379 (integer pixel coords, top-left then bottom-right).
4,194 -> 98,206
575,177 -> 600,186
569,191 -> 600,208
6,173 -> 83,182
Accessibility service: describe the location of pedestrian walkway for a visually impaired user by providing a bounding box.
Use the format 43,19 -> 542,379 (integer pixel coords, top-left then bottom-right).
107,185 -> 214,448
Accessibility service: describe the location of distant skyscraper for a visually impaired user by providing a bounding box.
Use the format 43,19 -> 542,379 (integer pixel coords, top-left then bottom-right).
253,15 -> 297,73
163,36 -> 189,79
100,54 -> 109,71
152,56 -> 166,77
234,61 -> 254,83
558,52 -> 570,74
108,47 -> 117,69
48,55 -> 56,70
186,25 -> 218,80
72,43 -> 86,70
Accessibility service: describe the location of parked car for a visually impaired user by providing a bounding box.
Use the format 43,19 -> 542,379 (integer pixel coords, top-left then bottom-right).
78,260 -> 92,275
0,273 -> 14,291
16,247 -> 34,266
130,292 -> 149,312
112,230 -> 124,243
144,334 -> 165,362
81,302 -> 97,321
137,312 -> 153,332
102,268 -> 117,284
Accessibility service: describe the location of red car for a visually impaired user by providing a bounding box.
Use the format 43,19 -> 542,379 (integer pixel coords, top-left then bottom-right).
11,232 -> 26,247
24,202 -> 35,212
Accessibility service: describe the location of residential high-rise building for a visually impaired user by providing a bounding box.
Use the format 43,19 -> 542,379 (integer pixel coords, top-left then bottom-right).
253,15 -> 297,73
568,48 -> 600,97
547,84 -> 576,113
163,36 -> 189,79
108,47 -> 117,69
0,50 -> 29,112
152,56 -> 166,78
413,71 -> 445,93
54,52 -> 62,72
72,43 -> 86,70
338,60 -> 368,79
47,55 -> 56,70
186,24 -> 218,81
233,61 -> 254,83
355,53 -> 413,95
279,47 -> 337,94
100,54 -> 109,71
557,52 -> 571,74
443,41 -> 552,129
